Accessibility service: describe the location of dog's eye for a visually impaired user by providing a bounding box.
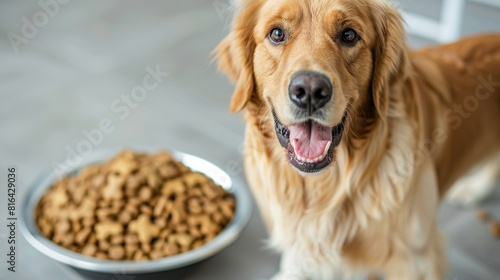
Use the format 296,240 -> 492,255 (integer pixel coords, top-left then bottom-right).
269,28 -> 286,44
341,28 -> 359,46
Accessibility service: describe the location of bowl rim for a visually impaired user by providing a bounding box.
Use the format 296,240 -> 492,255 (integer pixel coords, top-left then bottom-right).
20,148 -> 252,274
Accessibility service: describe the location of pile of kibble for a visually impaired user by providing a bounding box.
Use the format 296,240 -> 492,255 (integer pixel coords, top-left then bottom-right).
35,150 -> 235,261
476,209 -> 500,239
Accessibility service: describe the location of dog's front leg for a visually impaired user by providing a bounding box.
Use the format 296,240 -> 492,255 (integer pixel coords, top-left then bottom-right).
385,158 -> 448,280
271,251 -> 310,280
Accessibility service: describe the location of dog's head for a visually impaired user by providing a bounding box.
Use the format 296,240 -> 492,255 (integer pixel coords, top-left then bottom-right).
216,0 -> 407,173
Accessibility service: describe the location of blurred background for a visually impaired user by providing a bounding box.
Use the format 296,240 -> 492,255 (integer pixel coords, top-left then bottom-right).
0,0 -> 499,279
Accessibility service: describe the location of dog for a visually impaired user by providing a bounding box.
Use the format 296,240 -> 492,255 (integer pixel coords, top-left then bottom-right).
215,0 -> 500,279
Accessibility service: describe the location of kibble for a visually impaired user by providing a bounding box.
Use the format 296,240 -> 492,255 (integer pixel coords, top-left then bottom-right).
490,221 -> 500,238
476,209 -> 489,221
108,246 -> 125,260
35,150 -> 236,261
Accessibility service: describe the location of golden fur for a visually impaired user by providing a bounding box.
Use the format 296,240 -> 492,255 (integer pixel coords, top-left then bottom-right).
216,0 -> 500,279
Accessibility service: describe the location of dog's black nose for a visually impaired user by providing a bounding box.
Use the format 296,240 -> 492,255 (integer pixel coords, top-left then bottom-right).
288,71 -> 332,112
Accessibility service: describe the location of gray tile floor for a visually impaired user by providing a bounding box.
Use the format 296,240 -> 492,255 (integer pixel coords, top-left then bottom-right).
0,1 -> 499,279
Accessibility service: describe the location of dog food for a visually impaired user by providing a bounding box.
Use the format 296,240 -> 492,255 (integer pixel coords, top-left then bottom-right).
476,209 -> 490,221
35,150 -> 236,261
490,221 -> 500,239
476,209 -> 500,239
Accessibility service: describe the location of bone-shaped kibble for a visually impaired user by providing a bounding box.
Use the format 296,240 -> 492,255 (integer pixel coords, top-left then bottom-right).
95,221 -> 123,241
183,172 -> 209,187
110,156 -> 138,175
129,214 -> 160,244
158,164 -> 179,179
70,198 -> 96,220
168,234 -> 193,247
146,170 -> 162,189
162,178 -> 185,197
50,187 -> 68,208
102,174 -> 124,201
153,195 -> 168,217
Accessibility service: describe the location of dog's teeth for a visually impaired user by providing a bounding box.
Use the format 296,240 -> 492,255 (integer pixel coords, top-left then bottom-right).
322,141 -> 332,159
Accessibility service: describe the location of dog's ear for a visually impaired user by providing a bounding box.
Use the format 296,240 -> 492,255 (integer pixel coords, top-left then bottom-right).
370,2 -> 408,119
214,0 -> 261,113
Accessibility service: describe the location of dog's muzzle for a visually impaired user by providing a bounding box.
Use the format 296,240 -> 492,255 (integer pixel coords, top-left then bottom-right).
273,110 -> 346,173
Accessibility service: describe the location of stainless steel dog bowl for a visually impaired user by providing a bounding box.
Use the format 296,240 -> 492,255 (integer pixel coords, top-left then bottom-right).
20,149 -> 252,275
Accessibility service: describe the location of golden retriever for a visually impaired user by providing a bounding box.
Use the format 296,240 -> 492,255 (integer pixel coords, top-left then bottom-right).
215,0 -> 500,279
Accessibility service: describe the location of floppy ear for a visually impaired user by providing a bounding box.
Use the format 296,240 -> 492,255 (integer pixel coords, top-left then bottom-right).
370,2 -> 408,119
213,0 -> 261,113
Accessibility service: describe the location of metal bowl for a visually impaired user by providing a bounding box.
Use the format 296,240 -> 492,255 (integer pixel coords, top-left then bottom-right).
20,149 -> 252,275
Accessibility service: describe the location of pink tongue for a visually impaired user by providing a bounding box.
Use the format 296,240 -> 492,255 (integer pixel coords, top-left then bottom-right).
289,121 -> 333,159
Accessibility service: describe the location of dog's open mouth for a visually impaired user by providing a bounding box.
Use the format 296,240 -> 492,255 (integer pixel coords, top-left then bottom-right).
273,111 -> 346,173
